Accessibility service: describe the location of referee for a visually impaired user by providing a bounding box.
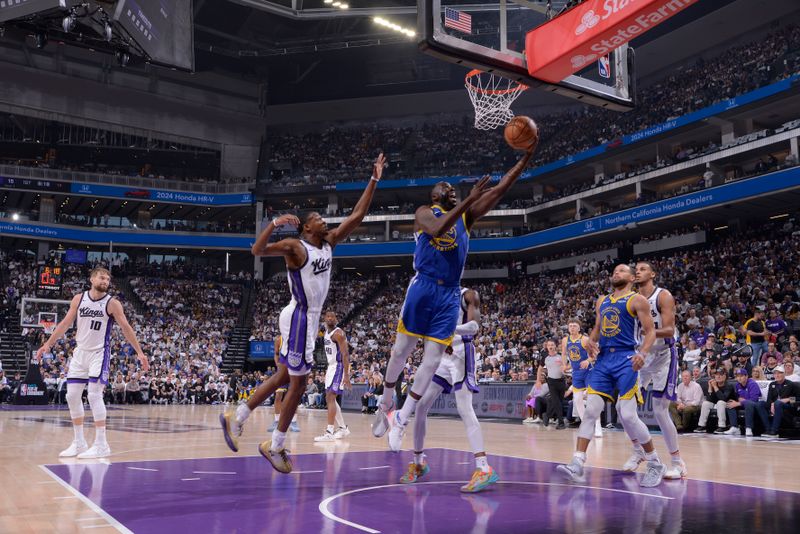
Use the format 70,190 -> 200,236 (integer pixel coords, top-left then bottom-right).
543,339 -> 567,429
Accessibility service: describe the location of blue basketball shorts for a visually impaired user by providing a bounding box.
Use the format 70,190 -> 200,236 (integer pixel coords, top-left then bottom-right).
587,348 -> 640,402
397,275 -> 461,346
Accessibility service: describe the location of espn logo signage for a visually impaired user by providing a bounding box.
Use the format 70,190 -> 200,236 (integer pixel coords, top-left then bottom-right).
525,0 -> 698,83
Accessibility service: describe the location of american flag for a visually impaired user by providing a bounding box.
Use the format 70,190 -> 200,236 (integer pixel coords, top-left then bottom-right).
444,7 -> 472,35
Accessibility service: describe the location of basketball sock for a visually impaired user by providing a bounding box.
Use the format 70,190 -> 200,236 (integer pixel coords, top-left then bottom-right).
236,403 -> 251,425
292,414 -> 298,422
573,451 -> 587,464
644,450 -> 660,463
398,396 -> 417,425
414,451 -> 425,466
73,424 -> 85,443
272,429 -> 287,452
326,424 -> 335,434
670,451 -> 682,463
95,427 -> 107,446
475,455 -> 489,473
274,414 -> 280,421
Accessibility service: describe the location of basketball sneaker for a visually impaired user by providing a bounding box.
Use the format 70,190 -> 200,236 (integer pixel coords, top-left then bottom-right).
77,443 -> 111,459
399,461 -> 430,484
664,459 -> 687,480
258,440 -> 292,474
333,426 -> 350,438
594,420 -> 603,438
639,460 -> 667,488
267,419 -> 278,432
289,420 -> 301,433
219,411 -> 241,452
556,458 -> 586,484
387,411 -> 407,452
314,430 -> 337,442
59,440 -> 89,458
372,402 -> 393,438
622,448 -> 646,472
460,467 -> 499,493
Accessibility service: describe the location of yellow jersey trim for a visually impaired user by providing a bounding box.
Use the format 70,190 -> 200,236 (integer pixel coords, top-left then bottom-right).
619,384 -> 642,403
586,386 -> 615,402
397,319 -> 454,346
625,295 -> 637,317
608,290 -> 635,304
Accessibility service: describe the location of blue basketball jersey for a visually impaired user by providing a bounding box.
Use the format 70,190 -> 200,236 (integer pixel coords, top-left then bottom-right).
566,335 -> 589,370
412,205 -> 470,286
598,291 -> 640,351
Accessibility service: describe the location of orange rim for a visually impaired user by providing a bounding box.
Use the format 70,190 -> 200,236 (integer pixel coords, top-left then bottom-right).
465,69 -> 528,95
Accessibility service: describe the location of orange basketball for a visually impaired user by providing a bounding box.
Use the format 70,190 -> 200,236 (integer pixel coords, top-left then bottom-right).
504,116 -> 539,151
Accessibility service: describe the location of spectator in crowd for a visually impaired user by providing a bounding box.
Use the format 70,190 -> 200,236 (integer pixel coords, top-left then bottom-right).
784,361 -> 800,383
764,355 -> 780,381
525,368 -> 550,425
683,340 -> 701,370
766,309 -> 788,343
695,368 -> 738,434
0,371 -> 11,403
760,342 -> 784,367
669,370 -> 704,432
727,368 -> 769,437
112,374 -> 126,404
762,365 -> 800,438
126,373 -> 142,404
743,310 -> 768,367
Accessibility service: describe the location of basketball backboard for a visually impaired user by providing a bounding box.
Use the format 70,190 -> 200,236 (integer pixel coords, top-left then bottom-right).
20,297 -> 72,330
418,0 -> 636,111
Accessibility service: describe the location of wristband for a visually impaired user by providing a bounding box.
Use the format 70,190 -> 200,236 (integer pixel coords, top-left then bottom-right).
272,218 -> 279,226
370,176 -> 379,183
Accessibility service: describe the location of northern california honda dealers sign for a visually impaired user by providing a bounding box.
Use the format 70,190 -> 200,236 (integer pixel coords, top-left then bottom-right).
526,0 -> 698,83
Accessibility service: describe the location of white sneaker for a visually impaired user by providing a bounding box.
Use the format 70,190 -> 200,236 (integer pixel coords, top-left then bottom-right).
372,404 -> 392,438
622,448 -> 646,472
594,420 -> 603,438
532,417 -> 543,424
59,440 -> 89,458
314,431 -> 338,442
640,461 -> 667,488
77,443 -> 112,459
333,426 -> 350,438
745,428 -> 754,437
556,458 -> 586,484
664,459 -> 687,480
724,426 -> 740,436
387,412 -> 407,452
522,417 -> 535,424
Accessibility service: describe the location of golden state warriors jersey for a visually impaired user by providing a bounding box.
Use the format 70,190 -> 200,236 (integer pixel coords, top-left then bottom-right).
598,291 -> 640,351
566,335 -> 589,370
412,205 -> 470,286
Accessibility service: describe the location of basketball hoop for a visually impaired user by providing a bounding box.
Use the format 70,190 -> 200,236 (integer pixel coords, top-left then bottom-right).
465,69 -> 528,131
39,320 -> 55,335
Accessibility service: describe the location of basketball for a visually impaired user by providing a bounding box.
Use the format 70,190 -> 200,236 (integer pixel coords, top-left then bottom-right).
504,116 -> 539,151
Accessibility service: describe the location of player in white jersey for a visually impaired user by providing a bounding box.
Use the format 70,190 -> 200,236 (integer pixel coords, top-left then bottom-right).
314,311 -> 352,442
620,261 -> 687,479
398,288 -> 498,492
36,267 -> 148,459
220,153 -> 385,473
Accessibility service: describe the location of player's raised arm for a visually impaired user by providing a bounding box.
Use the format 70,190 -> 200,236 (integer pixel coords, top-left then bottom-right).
466,149 -> 534,227
36,293 -> 81,359
655,290 -> 676,340
108,298 -> 149,372
325,153 -> 386,246
416,176 -> 492,238
251,214 -> 303,257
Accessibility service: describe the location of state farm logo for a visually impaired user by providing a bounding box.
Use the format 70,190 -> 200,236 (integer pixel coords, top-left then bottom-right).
571,54 -> 597,69
575,10 -> 600,35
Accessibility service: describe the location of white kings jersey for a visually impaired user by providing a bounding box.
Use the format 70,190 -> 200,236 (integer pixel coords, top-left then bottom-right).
75,291 -> 115,352
323,327 -> 344,366
639,287 -> 676,351
287,240 -> 332,315
450,288 -> 472,358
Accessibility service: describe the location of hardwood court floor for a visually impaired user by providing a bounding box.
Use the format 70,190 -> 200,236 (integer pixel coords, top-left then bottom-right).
1,404 -> 798,533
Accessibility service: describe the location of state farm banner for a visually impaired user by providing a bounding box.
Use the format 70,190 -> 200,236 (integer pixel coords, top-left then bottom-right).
526,0 -> 698,83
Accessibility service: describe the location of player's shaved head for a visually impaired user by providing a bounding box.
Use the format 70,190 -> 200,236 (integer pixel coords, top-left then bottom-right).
431,182 -> 457,209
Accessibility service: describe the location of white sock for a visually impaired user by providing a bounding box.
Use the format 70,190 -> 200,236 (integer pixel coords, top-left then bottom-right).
413,451 -> 425,465
74,424 -> 85,443
95,427 -> 107,446
292,414 -> 298,422
236,404 -> 251,425
272,429 -> 287,451
326,424 -> 335,434
574,451 -> 587,464
476,455 -> 489,473
379,391 -> 393,411
274,414 -> 280,421
398,397 -> 418,425
671,452 -> 682,463
644,450 -> 660,463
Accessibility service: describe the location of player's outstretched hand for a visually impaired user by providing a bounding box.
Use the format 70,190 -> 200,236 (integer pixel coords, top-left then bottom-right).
274,214 -> 301,228
344,376 -> 352,391
137,351 -> 150,372
35,344 -> 50,362
631,353 -> 645,371
373,152 -> 386,181
467,175 -> 493,201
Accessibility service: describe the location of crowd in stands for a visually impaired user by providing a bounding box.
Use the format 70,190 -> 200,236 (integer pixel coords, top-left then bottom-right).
266,25 -> 800,188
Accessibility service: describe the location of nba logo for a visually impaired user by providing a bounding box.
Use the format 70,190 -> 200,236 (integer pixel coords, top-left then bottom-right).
21,385 -> 27,396
598,56 -> 611,79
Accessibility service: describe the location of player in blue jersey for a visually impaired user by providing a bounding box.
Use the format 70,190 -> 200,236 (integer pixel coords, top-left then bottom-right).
372,148 -> 535,451
562,318 -> 602,437
557,264 -> 667,488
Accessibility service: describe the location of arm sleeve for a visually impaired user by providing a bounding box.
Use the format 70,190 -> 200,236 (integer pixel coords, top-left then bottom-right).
454,321 -> 479,337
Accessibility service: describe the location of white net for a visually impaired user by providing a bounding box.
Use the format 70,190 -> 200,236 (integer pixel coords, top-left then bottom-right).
465,70 -> 528,130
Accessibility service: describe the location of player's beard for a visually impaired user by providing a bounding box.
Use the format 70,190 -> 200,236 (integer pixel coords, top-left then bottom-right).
611,278 -> 630,290
93,283 -> 108,293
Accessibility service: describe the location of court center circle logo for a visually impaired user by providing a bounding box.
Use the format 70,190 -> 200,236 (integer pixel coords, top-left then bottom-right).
600,308 -> 621,338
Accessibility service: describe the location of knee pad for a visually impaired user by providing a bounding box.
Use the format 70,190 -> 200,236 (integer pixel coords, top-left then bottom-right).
66,383 -> 86,420
87,382 -> 107,422
577,395 -> 606,440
